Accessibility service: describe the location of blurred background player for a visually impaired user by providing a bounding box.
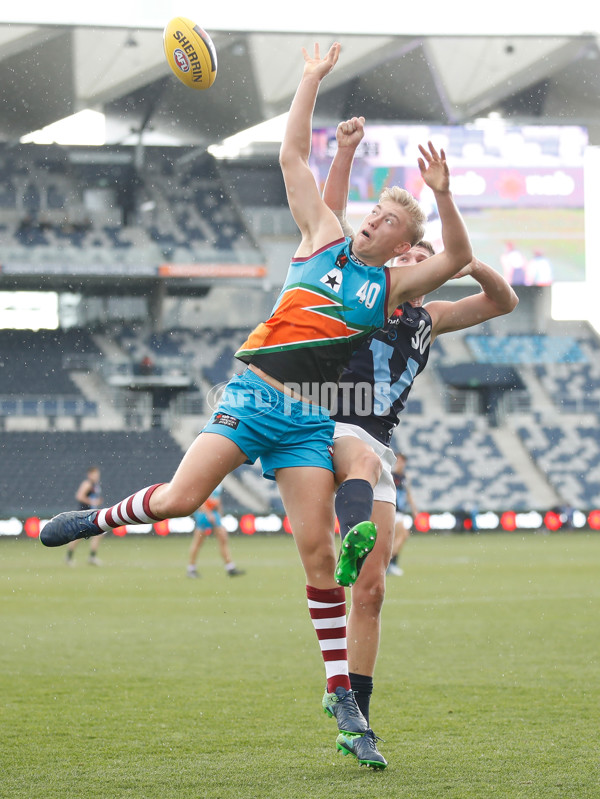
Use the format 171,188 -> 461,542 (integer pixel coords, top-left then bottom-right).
387,452 -> 418,577
187,484 -> 245,578
500,240 -> 527,285
526,248 -> 553,286
65,466 -> 104,566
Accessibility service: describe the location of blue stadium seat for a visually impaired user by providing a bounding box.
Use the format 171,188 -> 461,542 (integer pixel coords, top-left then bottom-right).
515,417 -> 600,506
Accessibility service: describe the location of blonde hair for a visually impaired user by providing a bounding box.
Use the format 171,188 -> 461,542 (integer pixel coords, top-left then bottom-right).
379,187 -> 427,246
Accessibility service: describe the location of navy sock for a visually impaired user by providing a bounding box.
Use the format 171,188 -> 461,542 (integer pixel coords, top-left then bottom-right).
349,672 -> 373,725
335,479 -> 374,540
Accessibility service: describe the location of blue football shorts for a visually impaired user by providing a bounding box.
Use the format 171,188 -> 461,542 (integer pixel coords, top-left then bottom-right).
193,510 -> 222,530
201,369 -> 335,480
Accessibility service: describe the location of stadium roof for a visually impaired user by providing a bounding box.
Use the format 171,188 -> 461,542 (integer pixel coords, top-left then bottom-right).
2,4 -> 600,151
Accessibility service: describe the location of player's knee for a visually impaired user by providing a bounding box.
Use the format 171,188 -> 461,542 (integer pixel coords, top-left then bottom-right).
353,576 -> 386,616
302,541 -> 337,583
215,527 -> 227,542
155,486 -> 199,518
351,448 -> 382,486
315,547 -> 337,575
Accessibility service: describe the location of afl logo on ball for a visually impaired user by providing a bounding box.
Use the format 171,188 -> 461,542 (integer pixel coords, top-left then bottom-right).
173,48 -> 190,73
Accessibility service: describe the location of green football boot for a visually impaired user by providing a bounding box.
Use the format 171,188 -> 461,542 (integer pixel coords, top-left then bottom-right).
322,686 -> 369,734
334,521 -> 377,586
336,728 -> 388,769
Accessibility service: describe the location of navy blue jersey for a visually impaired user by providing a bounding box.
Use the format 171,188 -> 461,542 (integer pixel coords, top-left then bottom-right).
393,471 -> 408,510
332,303 -> 432,445
78,479 -> 102,511
393,471 -> 407,492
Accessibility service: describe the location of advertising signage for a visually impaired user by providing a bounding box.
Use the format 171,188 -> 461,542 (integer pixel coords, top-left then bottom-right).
310,123 -> 587,285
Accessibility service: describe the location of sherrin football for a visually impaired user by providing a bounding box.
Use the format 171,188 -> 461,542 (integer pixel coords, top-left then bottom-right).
163,17 -> 217,90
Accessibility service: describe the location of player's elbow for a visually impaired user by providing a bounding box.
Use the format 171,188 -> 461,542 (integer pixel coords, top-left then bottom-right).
504,290 -> 519,314
279,145 -> 305,173
455,240 -> 473,270
494,289 -> 519,317
278,146 -> 291,170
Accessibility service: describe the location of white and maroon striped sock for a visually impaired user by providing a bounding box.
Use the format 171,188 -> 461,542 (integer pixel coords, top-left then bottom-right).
94,484 -> 165,531
306,585 -> 350,693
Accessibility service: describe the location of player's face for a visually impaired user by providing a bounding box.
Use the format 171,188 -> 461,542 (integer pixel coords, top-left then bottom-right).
353,201 -> 412,264
391,245 -> 432,307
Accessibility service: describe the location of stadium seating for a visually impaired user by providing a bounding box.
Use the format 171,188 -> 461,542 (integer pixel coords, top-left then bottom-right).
0,144 -> 261,263
0,429 -> 186,517
514,415 -> 600,507
466,333 -> 587,364
112,324 -> 247,388
532,337 -> 600,413
0,328 -> 100,399
0,397 -> 97,419
133,148 -> 261,258
392,415 -> 535,511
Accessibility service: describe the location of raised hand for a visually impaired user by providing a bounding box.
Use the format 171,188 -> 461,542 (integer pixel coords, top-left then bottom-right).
417,141 -> 450,193
336,116 -> 365,149
301,42 -> 341,80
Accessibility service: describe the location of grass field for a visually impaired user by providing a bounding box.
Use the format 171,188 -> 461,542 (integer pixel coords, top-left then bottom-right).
2,531 -> 599,799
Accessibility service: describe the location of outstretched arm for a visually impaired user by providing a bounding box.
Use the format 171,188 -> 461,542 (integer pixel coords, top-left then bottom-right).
322,116 -> 365,238
425,256 -> 519,341
279,43 -> 344,258
388,142 -> 472,311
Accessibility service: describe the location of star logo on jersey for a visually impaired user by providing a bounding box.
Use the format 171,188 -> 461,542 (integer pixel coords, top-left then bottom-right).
320,268 -> 343,293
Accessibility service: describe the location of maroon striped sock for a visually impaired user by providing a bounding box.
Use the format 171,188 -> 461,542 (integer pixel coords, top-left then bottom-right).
94,484 -> 164,531
306,585 -> 350,693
